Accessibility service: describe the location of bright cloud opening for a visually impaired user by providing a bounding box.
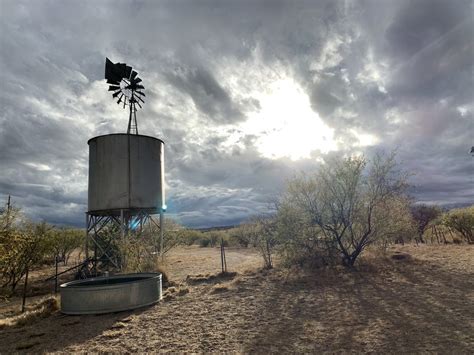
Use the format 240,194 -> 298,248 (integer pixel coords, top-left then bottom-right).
237,78 -> 337,160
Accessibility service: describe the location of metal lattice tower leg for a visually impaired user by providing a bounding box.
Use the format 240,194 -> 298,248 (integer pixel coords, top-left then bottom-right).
85,210 -> 158,276
127,102 -> 138,135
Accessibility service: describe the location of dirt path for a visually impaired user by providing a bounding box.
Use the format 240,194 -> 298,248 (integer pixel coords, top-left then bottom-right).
0,245 -> 473,353
163,246 -> 264,281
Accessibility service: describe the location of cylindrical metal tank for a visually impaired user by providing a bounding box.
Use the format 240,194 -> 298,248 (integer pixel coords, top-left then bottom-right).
88,133 -> 165,215
60,273 -> 162,314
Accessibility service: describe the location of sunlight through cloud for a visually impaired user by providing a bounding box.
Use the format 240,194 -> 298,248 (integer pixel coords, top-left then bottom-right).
238,78 -> 337,160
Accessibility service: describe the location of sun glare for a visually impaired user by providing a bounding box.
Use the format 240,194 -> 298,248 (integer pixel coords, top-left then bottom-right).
240,79 -> 337,160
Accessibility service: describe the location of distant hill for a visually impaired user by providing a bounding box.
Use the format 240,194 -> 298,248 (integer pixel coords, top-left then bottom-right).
194,225 -> 238,232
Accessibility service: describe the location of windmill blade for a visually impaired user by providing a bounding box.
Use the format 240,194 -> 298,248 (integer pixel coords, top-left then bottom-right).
106,78 -> 120,85
136,101 -> 142,109
112,90 -> 121,98
135,84 -> 145,90
136,95 -> 145,104
105,58 -> 125,82
123,65 -> 132,79
130,70 -> 138,80
135,90 -> 146,97
116,63 -> 130,78
117,93 -> 124,103
108,85 -> 120,91
123,97 -> 127,109
132,77 -> 142,84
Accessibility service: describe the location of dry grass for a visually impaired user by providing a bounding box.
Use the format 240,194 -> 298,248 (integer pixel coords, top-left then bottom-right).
162,284 -> 190,302
186,271 -> 238,285
0,245 -> 472,353
0,296 -> 58,330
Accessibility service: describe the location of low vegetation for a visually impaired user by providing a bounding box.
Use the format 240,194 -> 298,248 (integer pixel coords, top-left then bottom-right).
0,207 -> 83,294
213,153 -> 473,271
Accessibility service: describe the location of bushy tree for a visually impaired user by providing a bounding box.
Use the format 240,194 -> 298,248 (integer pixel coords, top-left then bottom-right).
117,217 -> 186,272
0,208 -> 51,292
278,152 -> 409,267
443,206 -> 474,244
231,223 -> 259,248
251,216 -> 278,269
46,228 -> 84,265
410,204 -> 442,243
180,229 -> 203,246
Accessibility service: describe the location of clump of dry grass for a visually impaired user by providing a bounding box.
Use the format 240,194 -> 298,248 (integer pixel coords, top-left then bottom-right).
391,252 -> 412,261
210,284 -> 232,294
209,276 -> 245,294
0,296 -> 59,329
162,285 -> 189,302
186,271 -> 237,285
155,264 -> 170,285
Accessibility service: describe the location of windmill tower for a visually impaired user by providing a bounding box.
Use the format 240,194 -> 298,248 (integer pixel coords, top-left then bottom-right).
85,58 -> 166,272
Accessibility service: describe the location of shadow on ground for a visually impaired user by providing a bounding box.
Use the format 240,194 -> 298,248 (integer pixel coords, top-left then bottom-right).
244,255 -> 474,353
0,305 -> 152,352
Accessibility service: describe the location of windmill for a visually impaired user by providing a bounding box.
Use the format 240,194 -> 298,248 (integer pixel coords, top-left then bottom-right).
105,58 -> 145,134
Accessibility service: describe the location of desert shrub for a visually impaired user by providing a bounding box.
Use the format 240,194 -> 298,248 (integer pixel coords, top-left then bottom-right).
410,204 -> 442,243
372,196 -> 417,251
277,152 -> 409,268
199,237 -> 211,247
198,231 -> 227,247
0,207 -> 52,292
276,199 -> 338,268
221,238 -> 229,247
249,216 -> 278,269
147,217 -> 186,254
45,228 -> 84,265
180,229 -> 203,246
442,206 -> 474,244
107,217 -> 185,273
230,224 -> 258,247
208,231 -> 221,247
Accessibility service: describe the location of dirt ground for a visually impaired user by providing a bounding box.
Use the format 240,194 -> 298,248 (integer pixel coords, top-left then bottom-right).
0,244 -> 473,353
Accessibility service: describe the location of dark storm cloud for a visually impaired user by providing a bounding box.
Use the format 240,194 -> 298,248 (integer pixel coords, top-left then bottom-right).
385,0 -> 474,103
164,66 -> 244,124
0,0 -> 472,227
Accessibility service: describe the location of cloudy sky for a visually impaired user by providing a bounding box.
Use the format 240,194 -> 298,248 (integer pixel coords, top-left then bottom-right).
0,0 -> 473,228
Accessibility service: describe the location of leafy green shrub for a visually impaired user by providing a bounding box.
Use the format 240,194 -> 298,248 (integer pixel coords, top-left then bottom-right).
442,206 -> 474,244
45,228 -> 84,265
199,237 -> 211,247
180,230 -> 203,246
0,209 -> 52,292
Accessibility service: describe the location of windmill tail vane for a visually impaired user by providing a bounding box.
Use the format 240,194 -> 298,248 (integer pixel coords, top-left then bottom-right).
105,58 -> 146,135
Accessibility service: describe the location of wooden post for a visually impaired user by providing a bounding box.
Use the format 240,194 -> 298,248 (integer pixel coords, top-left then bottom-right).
220,239 -> 224,273
55,255 -> 59,294
21,266 -> 29,313
220,238 -> 227,273
223,244 -> 227,273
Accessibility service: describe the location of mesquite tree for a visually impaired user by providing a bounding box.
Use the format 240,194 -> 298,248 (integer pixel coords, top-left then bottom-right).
280,152 -> 408,267
410,204 -> 441,243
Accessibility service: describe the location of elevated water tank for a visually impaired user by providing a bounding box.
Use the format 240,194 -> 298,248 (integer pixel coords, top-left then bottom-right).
88,133 -> 165,215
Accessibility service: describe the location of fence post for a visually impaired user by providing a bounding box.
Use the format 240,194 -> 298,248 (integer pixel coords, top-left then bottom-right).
21,267 -> 29,313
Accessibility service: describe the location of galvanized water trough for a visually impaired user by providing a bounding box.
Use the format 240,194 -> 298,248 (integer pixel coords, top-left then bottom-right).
60,273 -> 162,315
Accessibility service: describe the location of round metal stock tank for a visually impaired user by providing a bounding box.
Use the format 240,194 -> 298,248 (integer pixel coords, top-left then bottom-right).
60,273 -> 162,314
88,134 -> 165,215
